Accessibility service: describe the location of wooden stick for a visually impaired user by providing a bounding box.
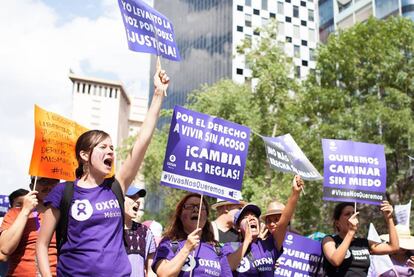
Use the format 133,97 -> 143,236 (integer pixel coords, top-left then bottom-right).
32,176 -> 38,192
196,194 -> 204,229
190,194 -> 204,277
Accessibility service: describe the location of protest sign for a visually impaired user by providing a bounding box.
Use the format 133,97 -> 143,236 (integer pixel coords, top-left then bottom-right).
118,0 -> 180,61
275,232 -> 323,277
0,195 -> 9,217
29,105 -> 89,181
395,200 -> 411,227
322,139 -> 386,205
263,134 -> 322,181
161,106 -> 250,202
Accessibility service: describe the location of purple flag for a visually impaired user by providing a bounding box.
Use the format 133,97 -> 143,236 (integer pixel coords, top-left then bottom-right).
275,232 -> 323,277
118,0 -> 180,61
322,139 -> 386,205
161,106 -> 250,202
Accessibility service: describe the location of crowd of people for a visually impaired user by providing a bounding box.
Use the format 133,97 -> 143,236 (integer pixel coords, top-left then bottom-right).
0,67 -> 413,277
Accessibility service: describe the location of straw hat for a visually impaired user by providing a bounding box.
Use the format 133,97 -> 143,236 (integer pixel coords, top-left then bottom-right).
211,198 -> 246,210
260,201 -> 285,221
380,224 -> 414,250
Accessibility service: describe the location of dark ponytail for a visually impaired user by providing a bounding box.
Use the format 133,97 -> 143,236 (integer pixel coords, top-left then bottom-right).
75,166 -> 84,179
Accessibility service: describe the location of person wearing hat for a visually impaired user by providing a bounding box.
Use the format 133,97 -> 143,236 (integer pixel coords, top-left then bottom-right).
0,176 -> 59,276
375,224 -> 414,276
124,185 -> 157,277
222,175 -> 304,276
211,199 -> 245,244
259,201 -> 302,240
259,201 -> 285,240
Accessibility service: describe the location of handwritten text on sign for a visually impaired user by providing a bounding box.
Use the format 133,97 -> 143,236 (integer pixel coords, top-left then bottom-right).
29,105 -> 88,181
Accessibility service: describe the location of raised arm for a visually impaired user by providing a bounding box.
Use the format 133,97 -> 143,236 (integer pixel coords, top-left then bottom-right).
227,222 -> 253,270
36,207 -> 60,277
272,175 -> 303,251
154,228 -> 201,277
369,201 -> 399,255
0,191 -> 37,255
322,212 -> 359,267
117,60 -> 169,192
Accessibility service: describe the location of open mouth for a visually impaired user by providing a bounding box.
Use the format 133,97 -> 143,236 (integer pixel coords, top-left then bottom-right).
103,158 -> 112,168
249,220 -> 258,231
190,215 -> 199,221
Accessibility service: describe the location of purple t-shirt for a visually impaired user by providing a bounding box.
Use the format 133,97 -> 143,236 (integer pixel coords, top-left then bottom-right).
152,239 -> 232,276
45,179 -> 131,276
222,236 -> 282,277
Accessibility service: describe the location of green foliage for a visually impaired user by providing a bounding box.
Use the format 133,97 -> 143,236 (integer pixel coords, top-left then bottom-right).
302,16 -> 414,234
118,16 -> 414,235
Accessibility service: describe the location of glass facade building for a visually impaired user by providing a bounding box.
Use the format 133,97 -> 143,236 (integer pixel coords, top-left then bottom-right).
402,0 -> 414,21
149,0 -> 233,126
151,0 -> 318,125
318,0 -> 414,43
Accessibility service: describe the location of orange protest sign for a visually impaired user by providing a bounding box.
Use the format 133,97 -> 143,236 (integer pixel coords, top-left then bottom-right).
29,105 -> 89,181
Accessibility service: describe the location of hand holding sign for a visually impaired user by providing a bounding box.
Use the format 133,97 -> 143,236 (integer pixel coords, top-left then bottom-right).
184,228 -> 202,252
22,191 -> 38,215
380,201 -> 394,220
154,57 -> 170,96
292,175 -> 305,195
348,212 -> 359,233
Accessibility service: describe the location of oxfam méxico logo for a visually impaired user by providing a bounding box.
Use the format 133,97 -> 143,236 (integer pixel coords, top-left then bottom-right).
167,154 -> 177,169
71,199 -> 93,221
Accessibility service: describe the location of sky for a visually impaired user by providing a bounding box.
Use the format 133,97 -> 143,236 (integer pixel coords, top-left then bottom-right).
0,0 -> 153,195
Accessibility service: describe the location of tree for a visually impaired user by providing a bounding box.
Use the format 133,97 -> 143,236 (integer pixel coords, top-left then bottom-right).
300,16 -> 414,233
118,16 -> 414,235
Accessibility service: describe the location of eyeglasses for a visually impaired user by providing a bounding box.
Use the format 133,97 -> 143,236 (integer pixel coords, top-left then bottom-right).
183,204 -> 207,211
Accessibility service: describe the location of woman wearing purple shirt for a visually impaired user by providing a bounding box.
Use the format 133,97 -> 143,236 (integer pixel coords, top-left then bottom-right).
35,63 -> 169,277
223,175 -> 304,276
152,193 -> 232,277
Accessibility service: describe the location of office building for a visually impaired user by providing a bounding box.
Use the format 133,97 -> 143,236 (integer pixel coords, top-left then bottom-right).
319,0 -> 414,43
69,74 -> 147,149
150,0 -> 318,116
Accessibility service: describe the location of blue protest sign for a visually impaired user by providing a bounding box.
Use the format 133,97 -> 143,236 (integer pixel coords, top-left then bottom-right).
0,195 -> 9,217
275,232 -> 323,277
322,139 -> 386,205
118,0 -> 180,61
263,134 -> 322,181
161,106 -> 250,202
